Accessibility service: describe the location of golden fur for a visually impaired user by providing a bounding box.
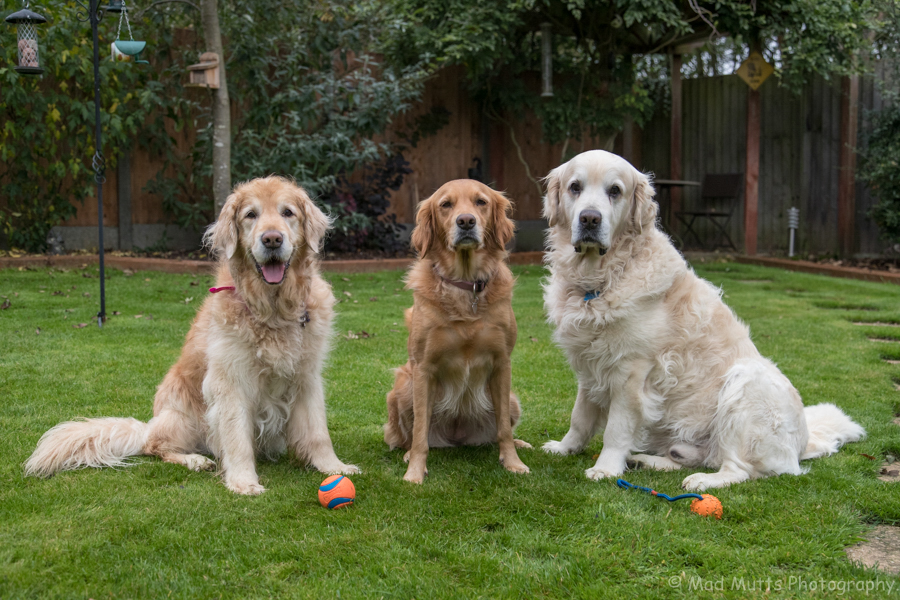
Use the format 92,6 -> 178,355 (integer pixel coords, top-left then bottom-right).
541,150 -> 864,490
25,176 -> 358,495
384,179 -> 531,483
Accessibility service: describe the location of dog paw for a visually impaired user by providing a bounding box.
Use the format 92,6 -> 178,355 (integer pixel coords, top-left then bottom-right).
500,456 -> 530,474
542,440 -> 575,455
226,478 -> 266,496
681,473 -> 711,491
185,454 -> 216,472
514,439 -> 533,450
402,467 -> 427,484
585,466 -> 620,481
403,450 -> 411,464
330,463 -> 361,475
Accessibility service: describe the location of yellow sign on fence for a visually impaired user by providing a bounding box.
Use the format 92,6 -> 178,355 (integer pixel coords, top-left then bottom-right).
737,52 -> 774,90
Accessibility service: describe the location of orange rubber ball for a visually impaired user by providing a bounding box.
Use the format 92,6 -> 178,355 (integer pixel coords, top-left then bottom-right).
690,494 -> 723,519
318,475 -> 356,509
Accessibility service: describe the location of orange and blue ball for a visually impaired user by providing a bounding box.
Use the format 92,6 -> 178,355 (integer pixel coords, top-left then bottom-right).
318,475 -> 355,509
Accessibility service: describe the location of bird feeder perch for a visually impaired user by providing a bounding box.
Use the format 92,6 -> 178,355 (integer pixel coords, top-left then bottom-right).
186,52 -> 220,89
5,4 -> 47,76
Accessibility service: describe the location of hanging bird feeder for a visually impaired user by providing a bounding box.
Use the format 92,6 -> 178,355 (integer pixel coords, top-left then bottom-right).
110,0 -> 147,64
540,22 -> 553,97
5,2 -> 48,76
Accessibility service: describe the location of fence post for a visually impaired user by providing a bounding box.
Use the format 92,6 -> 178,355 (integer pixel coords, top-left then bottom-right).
117,150 -> 132,251
838,74 -> 859,257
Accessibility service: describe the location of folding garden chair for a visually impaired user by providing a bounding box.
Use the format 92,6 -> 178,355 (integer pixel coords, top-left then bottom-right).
674,173 -> 743,251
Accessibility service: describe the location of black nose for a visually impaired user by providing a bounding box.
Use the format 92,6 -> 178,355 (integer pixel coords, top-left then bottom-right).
456,213 -> 476,231
262,230 -> 283,249
579,210 -> 602,230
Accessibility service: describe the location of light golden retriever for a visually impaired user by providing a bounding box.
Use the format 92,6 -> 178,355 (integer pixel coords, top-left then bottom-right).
384,179 -> 531,483
541,150 -> 864,490
26,176 -> 359,495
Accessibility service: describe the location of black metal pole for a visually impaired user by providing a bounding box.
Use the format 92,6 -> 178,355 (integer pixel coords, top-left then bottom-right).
90,0 -> 106,327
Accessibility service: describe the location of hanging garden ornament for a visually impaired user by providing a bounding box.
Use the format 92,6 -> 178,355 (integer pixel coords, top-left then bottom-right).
540,22 -> 553,97
5,2 -> 48,76
110,0 -> 147,64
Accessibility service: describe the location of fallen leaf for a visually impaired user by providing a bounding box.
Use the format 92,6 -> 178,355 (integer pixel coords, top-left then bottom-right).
530,337 -> 538,342
390,329 -> 400,333
70,285 -> 77,290
344,330 -> 358,340
64,309 -> 73,313
135,314 -> 143,319
112,311 -> 121,316
184,297 -> 194,304
144,278 -> 151,282
39,290 -> 45,293
82,272 -> 93,278
353,300 -> 358,304
35,328 -> 41,335
83,292 -> 91,298
343,291 -> 352,297
342,277 -> 350,282
14,292 -> 18,297
358,331 -> 371,338
73,323 -> 88,329
146,314 -> 153,320
860,453 -> 877,460
190,281 -> 199,286
1,299 -> 10,310
369,297 -> 378,302
51,290 -> 63,296
123,269 -> 134,276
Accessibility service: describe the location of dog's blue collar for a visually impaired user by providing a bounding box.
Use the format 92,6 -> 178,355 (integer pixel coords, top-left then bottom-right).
584,290 -> 601,302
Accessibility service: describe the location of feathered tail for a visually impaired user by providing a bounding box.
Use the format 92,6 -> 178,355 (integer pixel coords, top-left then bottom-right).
24,417 -> 149,477
801,403 -> 866,460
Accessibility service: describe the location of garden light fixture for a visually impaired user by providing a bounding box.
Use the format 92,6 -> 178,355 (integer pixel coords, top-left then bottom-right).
5,2 -> 47,76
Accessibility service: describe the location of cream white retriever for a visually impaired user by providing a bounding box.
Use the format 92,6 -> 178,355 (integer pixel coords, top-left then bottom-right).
541,150 -> 864,491
25,176 -> 359,495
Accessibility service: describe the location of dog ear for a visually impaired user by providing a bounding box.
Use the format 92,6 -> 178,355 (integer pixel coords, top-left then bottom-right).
204,192 -> 240,259
542,167 -> 562,227
489,189 -> 515,250
631,172 -> 658,232
411,196 -> 436,258
298,190 -> 332,253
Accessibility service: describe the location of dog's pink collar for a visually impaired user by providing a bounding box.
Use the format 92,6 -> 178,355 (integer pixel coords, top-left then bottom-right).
209,286 -> 236,294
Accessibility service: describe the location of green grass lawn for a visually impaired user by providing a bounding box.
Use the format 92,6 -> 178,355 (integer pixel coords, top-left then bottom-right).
1,260 -> 898,599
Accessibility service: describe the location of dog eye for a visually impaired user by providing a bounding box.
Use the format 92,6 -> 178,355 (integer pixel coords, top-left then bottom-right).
282,208 -> 294,218
608,185 -> 622,198
440,200 -> 452,209
475,198 -> 487,206
245,211 -> 257,219
569,181 -> 582,196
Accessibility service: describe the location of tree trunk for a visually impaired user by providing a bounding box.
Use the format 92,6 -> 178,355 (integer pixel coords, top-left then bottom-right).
200,0 -> 230,218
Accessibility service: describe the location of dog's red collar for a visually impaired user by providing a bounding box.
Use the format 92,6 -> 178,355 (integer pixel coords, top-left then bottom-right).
208,285 -> 310,326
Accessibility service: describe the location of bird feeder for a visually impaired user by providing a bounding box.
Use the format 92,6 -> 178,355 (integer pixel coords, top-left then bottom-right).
540,22 -> 553,97
186,52 -> 220,89
110,0 -> 147,64
5,3 -> 47,76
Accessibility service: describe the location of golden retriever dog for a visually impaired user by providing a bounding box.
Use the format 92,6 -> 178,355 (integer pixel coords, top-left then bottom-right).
25,176 -> 359,495
383,179 -> 531,483
540,150 -> 864,490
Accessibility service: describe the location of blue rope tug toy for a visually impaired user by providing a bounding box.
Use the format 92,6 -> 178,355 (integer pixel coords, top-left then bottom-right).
616,478 -> 723,519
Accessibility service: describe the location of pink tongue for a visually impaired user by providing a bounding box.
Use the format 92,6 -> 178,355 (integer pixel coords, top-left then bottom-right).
261,262 -> 286,283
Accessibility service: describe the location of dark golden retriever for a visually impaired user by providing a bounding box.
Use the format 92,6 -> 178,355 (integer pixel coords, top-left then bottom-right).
384,179 -> 531,483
